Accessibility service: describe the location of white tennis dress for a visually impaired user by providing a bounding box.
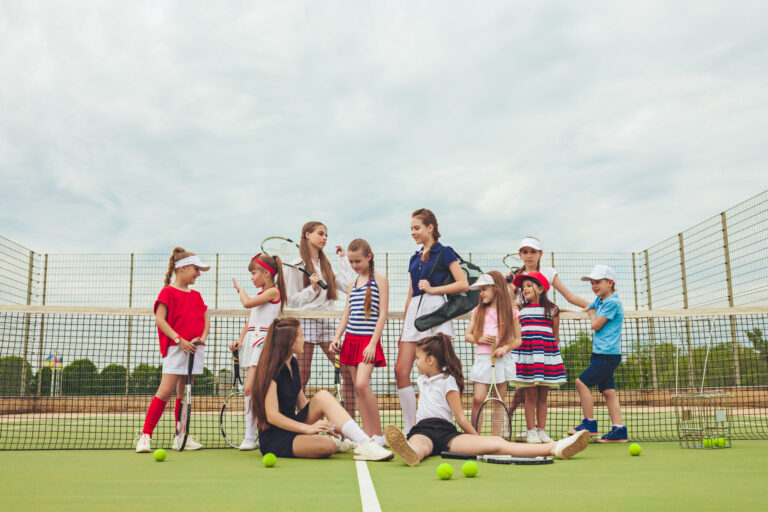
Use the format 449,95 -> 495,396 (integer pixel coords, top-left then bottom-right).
241,290 -> 282,368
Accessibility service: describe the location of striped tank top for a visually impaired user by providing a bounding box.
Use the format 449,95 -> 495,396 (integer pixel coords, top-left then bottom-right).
346,278 -> 379,336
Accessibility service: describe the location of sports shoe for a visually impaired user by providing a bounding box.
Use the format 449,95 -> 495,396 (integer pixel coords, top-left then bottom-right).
174,435 -> 204,451
596,426 -> 628,443
238,438 -> 259,451
552,430 -> 590,460
536,428 -> 554,443
384,424 -> 420,466
135,433 -> 151,453
568,418 -> 598,436
353,439 -> 394,462
373,435 -> 388,447
332,436 -> 356,453
514,430 -> 528,443
524,429 -> 542,444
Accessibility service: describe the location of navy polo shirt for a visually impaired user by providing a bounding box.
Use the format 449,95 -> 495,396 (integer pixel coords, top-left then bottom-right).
273,356 -> 302,419
409,242 -> 459,297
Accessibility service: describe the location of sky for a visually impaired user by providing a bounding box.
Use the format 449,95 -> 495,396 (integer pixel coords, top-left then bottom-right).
1,1 -> 767,255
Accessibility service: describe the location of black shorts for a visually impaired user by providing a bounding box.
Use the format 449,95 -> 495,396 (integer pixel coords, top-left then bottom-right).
258,404 -> 309,458
578,353 -> 622,392
407,418 -> 462,456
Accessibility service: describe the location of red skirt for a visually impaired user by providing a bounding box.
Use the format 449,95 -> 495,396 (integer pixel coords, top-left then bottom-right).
340,333 -> 387,367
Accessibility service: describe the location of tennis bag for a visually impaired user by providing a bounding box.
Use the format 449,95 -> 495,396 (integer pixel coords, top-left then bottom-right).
414,253 -> 483,332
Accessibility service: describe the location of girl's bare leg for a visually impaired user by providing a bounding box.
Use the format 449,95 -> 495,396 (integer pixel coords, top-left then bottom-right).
305,389 -> 355,428
448,434 -> 555,456
297,343 -> 316,392
318,342 -> 356,417
352,363 -> 383,437
523,387 -> 538,430
291,435 -> 336,458
536,386 -> 549,430
471,383 -> 488,431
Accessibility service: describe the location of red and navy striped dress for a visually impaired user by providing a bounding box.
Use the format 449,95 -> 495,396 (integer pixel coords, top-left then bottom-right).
511,304 -> 565,387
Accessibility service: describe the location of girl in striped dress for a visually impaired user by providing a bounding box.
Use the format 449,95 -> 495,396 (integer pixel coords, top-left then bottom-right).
330,239 -> 388,446
511,271 -> 564,444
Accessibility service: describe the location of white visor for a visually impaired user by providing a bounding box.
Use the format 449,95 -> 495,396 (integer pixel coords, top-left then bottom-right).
469,273 -> 496,289
174,255 -> 211,271
519,237 -> 543,251
581,264 -> 616,282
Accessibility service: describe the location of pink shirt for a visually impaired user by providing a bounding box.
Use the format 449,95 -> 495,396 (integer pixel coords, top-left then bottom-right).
473,306 -> 520,355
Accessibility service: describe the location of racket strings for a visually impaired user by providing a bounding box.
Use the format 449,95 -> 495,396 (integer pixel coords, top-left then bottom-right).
476,398 -> 510,438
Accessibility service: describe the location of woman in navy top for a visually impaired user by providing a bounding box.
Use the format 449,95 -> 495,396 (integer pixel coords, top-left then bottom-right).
395,208 -> 469,434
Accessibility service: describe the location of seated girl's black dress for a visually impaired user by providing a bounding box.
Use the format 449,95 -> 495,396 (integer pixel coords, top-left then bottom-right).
258,356 -> 310,457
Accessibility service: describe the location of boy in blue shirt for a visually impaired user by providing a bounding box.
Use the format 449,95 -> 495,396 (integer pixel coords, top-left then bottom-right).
567,265 -> 628,442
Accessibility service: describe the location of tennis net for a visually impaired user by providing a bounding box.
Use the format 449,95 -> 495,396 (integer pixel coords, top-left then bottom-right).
1,305 -> 767,449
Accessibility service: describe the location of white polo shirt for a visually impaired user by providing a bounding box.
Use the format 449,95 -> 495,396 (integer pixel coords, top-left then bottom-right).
415,373 -> 460,424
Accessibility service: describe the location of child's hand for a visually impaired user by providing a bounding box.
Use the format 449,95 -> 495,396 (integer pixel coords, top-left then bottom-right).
478,334 -> 496,345
229,339 -> 242,351
418,279 -> 433,294
305,420 -> 336,435
362,344 -> 376,363
309,273 -> 323,291
178,338 -> 197,354
336,245 -> 345,258
493,346 -> 508,359
329,339 -> 341,353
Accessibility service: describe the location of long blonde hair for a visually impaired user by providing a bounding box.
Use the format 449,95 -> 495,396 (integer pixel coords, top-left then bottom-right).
299,221 -> 338,300
471,271 -> 515,347
164,247 -> 195,286
348,238 -> 376,319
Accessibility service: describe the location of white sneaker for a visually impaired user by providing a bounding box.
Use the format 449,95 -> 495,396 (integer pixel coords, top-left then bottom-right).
514,430 -> 528,443
136,433 -> 151,453
537,428 -> 554,443
332,436 -> 356,453
383,424 -> 419,466
373,435 -> 388,447
552,430 -> 590,460
525,429 -> 542,444
238,438 -> 259,451
174,435 -> 204,451
354,438 -> 394,462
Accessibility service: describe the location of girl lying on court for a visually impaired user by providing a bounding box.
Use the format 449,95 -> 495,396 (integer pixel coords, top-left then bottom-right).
251,317 -> 394,461
383,334 -> 591,466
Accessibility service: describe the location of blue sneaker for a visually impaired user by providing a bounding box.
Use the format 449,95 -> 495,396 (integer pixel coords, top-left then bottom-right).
568,418 -> 598,436
596,426 -> 628,443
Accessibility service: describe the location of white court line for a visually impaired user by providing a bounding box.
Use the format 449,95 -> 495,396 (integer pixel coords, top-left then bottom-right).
355,460 -> 382,512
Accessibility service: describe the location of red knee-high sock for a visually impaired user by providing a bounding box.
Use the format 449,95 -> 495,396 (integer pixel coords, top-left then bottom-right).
142,397 -> 168,437
174,398 -> 182,432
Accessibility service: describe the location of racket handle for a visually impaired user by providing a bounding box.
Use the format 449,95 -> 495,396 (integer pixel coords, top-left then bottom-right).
318,280 -> 328,290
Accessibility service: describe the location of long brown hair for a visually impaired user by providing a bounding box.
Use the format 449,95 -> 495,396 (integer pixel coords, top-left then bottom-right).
514,236 -> 542,277
164,247 -> 195,286
471,271 -> 515,347
299,221 -> 338,300
251,317 -> 301,430
348,238 -> 376,319
248,253 -> 287,312
412,208 -> 440,262
416,334 -> 465,393
517,276 -> 558,320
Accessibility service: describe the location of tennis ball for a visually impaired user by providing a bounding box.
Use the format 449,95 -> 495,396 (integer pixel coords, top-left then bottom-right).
628,443 -> 641,456
263,453 -> 277,467
437,463 -> 453,480
462,460 -> 479,477
702,438 -> 715,448
715,437 -> 726,448
153,449 -> 167,462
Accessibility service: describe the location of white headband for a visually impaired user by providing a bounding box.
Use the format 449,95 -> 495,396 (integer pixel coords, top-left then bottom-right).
519,237 -> 543,251
175,255 -> 211,271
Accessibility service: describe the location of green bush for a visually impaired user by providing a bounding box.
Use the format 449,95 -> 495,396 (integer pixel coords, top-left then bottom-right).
99,364 -> 127,395
128,363 -> 162,395
0,356 -> 34,396
194,367 -> 214,396
61,359 -> 99,395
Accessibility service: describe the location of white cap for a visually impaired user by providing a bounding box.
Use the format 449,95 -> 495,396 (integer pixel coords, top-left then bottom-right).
469,273 -> 496,289
174,255 -> 211,271
519,237 -> 542,251
581,264 -> 616,282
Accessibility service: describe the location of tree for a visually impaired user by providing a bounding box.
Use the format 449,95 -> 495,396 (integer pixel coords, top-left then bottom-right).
0,356 -> 34,396
99,364 -> 127,395
560,331 -> 592,389
746,328 -> 767,366
128,364 -> 162,395
61,359 -> 99,395
194,367 -> 214,396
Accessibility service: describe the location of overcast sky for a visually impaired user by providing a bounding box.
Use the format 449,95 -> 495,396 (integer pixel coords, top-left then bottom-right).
1,1 -> 767,256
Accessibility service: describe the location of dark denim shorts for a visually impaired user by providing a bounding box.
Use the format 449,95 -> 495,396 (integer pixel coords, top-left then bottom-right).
578,353 -> 622,392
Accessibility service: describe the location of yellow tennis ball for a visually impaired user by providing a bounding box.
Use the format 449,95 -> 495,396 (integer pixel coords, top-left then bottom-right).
628,443 -> 641,456
702,438 -> 715,448
462,460 -> 479,477
437,463 -> 453,480
263,453 -> 277,467
153,449 -> 167,462
715,437 -> 726,448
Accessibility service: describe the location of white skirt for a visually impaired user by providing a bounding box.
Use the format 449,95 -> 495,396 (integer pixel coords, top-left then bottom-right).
246,341 -> 264,368
300,317 -> 337,344
469,353 -> 516,384
240,332 -> 266,368
162,344 -> 205,375
400,293 -> 454,342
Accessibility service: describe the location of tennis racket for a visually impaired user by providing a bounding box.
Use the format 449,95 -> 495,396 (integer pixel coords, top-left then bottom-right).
219,350 -> 245,449
440,451 -> 553,465
334,351 -> 344,406
473,355 -> 512,439
177,341 -> 202,451
503,253 -> 522,283
261,236 -> 328,290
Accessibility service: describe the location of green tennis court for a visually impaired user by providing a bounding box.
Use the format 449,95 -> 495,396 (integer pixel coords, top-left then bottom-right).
1,441 -> 765,512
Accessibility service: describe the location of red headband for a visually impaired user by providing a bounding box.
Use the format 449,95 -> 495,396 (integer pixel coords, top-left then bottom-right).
251,254 -> 277,276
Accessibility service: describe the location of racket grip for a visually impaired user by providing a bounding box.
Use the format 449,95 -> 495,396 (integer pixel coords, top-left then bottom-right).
318,280 -> 328,290
505,274 -> 514,283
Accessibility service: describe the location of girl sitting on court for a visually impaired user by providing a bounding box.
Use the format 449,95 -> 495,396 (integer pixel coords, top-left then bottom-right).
465,271 -> 521,435
229,253 -> 287,451
510,272 -> 565,444
383,334 -> 590,466
330,239 -> 389,446
136,247 -> 210,453
251,317 -> 394,461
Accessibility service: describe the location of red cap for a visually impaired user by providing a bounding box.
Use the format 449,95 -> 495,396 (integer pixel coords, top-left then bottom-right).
512,271 -> 550,292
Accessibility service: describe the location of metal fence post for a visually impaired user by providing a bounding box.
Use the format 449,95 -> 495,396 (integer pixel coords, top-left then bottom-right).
644,250 -> 658,388
213,253 -> 220,395
678,234 -> 695,388
721,212 -> 741,386
550,252 -> 557,304
21,250 -> 35,397
36,254 -> 48,397
125,253 -> 134,394
631,252 -> 639,311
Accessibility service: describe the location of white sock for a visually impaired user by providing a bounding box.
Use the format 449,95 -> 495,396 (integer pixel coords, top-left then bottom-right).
341,420 -> 370,445
613,424 -> 624,428
244,396 -> 256,441
398,386 -> 417,434
373,435 -> 386,446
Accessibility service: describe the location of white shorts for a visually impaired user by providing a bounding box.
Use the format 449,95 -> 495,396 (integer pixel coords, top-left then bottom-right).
162,344 -> 205,375
300,317 -> 336,344
400,293 -> 454,342
469,353 -> 516,384
246,342 -> 264,368
240,332 -> 266,368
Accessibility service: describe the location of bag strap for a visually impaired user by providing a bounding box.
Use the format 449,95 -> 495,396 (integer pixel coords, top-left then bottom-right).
425,247 -> 444,281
